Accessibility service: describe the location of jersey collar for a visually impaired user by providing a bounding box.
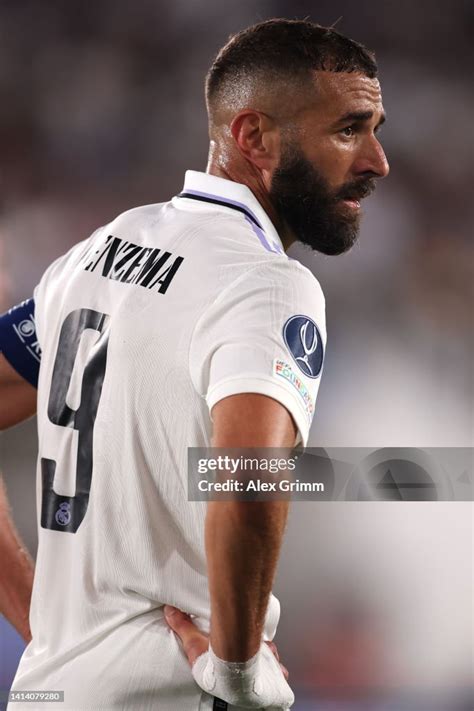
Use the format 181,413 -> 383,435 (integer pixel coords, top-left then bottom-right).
176,170 -> 285,255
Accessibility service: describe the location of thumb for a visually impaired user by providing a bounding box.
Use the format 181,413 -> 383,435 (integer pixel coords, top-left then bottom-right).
164,605 -> 209,666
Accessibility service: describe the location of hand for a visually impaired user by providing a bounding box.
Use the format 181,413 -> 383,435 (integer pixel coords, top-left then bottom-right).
164,605 -> 289,680
20,623 -> 32,644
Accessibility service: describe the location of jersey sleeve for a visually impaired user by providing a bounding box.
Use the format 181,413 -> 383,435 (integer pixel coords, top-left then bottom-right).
0,298 -> 41,387
190,259 -> 326,447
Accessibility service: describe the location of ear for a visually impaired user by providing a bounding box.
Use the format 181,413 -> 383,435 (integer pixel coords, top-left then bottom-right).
230,110 -> 280,172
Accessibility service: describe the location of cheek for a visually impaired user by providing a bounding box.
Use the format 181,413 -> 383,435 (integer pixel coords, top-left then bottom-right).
306,136 -> 354,188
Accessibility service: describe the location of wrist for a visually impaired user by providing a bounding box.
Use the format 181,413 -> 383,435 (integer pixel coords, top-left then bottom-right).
209,631 -> 261,663
209,642 -> 259,669
192,640 -> 294,709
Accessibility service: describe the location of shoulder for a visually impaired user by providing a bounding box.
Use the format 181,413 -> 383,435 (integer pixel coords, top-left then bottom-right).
256,257 -> 324,295
107,201 -> 167,232
225,256 -> 325,312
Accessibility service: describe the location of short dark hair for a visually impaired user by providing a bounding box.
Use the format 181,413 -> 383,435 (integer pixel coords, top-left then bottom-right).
206,18 -> 377,109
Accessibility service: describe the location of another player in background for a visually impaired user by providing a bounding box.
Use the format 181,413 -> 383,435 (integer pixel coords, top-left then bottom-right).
0,19 -> 388,711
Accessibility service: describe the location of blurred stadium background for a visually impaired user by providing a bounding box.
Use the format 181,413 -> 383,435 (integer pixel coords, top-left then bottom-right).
0,1 -> 472,709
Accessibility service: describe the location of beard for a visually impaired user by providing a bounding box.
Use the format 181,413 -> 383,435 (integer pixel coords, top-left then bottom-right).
269,143 -> 375,255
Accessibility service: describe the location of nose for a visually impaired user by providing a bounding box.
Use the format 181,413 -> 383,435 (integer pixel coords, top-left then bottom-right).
355,137 -> 390,179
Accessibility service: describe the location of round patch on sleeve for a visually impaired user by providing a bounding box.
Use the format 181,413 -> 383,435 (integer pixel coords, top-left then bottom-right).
283,315 -> 324,379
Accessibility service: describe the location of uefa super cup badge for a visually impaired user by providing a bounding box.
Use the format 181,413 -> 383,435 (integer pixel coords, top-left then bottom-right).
55,502 -> 71,526
283,315 -> 324,378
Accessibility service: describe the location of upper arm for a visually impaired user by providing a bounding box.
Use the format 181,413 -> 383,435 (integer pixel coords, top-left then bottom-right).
211,393 -> 297,448
0,353 -> 37,430
0,299 -> 40,430
0,238 -> 98,431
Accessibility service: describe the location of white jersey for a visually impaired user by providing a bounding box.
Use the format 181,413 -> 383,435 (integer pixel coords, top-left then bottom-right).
10,171 -> 326,710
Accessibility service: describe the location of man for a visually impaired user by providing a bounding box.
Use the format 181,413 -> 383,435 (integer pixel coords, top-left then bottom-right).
0,18 -> 388,711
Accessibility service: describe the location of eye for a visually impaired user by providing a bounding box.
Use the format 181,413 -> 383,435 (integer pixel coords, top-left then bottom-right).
341,125 -> 355,137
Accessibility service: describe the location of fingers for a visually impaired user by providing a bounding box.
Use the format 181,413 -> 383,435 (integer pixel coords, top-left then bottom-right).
165,610 -> 290,683
265,640 -> 289,680
265,640 -> 279,661
164,605 -> 209,666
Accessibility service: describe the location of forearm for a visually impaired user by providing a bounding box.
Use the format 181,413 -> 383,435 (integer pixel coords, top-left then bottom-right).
206,499 -> 289,662
0,476 -> 34,642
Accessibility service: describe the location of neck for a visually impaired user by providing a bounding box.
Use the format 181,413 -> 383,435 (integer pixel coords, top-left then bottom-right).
206,146 -> 296,251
